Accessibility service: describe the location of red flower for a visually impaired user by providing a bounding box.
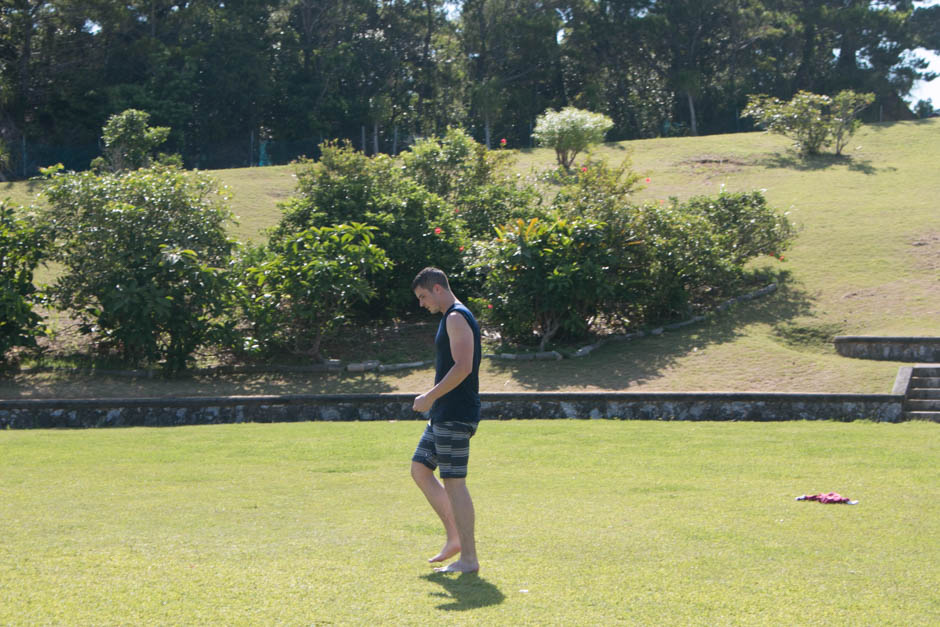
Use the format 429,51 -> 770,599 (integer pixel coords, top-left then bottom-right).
487,304 -> 493,309
645,177 -> 651,183
434,227 -> 442,235
500,138 -> 507,146
459,246 -> 464,252
581,167 -> 588,172
779,256 -> 785,261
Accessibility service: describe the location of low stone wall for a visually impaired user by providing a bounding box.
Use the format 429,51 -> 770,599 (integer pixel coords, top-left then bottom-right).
834,336 -> 940,362
0,391 -> 904,429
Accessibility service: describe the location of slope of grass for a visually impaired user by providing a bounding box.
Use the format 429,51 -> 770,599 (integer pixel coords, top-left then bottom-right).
1,120 -> 937,397
1,421 -> 936,625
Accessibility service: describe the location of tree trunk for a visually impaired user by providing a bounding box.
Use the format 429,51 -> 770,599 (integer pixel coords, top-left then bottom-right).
373,122 -> 379,155
686,92 -> 698,136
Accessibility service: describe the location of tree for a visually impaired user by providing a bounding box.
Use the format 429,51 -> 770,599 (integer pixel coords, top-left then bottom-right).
532,107 -> 613,169
914,99 -> 934,119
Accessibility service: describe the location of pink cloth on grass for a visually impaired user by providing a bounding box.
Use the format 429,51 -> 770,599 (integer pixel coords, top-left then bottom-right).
796,492 -> 857,504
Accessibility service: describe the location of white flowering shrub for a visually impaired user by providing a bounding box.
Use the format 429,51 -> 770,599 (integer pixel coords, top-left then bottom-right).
532,107 -> 614,169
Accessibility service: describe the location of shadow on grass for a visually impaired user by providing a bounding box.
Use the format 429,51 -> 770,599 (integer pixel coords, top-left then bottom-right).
757,152 -> 887,175
489,275 -> 815,391
422,571 -> 505,611
864,118 -> 937,131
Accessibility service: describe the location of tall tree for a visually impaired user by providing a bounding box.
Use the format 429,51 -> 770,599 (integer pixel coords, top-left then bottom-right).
458,0 -> 564,147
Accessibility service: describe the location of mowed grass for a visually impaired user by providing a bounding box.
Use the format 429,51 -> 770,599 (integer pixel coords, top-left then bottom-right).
1,420 -> 937,625
1,120 -> 937,398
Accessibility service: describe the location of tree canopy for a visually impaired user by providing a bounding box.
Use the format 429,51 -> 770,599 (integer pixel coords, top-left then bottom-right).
1,0 -> 936,176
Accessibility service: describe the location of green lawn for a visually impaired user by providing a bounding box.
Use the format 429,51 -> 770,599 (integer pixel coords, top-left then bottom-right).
1,120 -> 937,398
1,420 -> 937,624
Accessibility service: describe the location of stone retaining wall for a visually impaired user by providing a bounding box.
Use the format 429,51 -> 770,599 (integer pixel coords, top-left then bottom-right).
834,336 -> 940,362
0,391 -> 904,429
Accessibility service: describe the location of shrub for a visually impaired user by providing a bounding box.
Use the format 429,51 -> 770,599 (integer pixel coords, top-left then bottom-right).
533,107 -> 614,169
275,142 -> 465,314
829,90 -> 876,155
632,202 -> 737,321
683,190 -> 796,266
551,156 -> 643,219
402,128 -> 543,240
0,202 -> 46,363
474,217 -> 618,351
631,191 -> 794,321
91,109 -> 171,172
239,223 -> 390,361
40,165 -> 234,372
742,90 -> 874,156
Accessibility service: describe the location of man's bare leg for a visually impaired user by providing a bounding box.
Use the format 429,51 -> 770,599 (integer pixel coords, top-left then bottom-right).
411,461 -> 461,562
435,477 -> 479,573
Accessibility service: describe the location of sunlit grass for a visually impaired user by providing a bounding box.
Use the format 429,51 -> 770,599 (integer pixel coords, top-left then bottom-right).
1,420 -> 936,624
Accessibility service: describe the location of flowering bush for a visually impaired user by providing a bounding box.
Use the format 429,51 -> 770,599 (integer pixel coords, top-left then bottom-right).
532,107 -> 614,169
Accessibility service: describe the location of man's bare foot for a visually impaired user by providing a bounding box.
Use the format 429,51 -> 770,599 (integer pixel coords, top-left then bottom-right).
428,541 -> 461,563
433,559 -> 479,573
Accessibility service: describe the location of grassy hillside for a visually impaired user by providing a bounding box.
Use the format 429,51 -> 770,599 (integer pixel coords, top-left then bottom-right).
1,120 -> 937,397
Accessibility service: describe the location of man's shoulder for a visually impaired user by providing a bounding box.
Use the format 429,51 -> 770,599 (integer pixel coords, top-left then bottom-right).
446,308 -> 472,326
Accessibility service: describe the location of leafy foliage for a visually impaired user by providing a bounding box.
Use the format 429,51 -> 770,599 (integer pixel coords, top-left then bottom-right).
91,109 -> 171,172
473,217 -> 621,351
683,191 -> 796,266
401,127 -> 543,240
742,90 -> 875,156
274,141 -> 465,313
237,223 -> 390,361
0,202 -> 47,362
1,0 -> 932,177
40,165 -> 234,372
829,91 -> 877,156
532,107 -> 614,169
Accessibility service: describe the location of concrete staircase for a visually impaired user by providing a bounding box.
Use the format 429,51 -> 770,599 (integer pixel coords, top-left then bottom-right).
903,365 -> 940,421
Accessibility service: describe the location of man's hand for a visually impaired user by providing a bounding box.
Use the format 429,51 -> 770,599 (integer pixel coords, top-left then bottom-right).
413,393 -> 433,413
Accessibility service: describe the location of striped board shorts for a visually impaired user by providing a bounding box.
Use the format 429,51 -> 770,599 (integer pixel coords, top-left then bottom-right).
412,420 -> 478,479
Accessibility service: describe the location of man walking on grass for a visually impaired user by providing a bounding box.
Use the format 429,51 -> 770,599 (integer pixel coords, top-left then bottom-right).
410,267 -> 482,574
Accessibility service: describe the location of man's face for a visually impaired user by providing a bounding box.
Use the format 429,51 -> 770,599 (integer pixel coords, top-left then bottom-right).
414,286 -> 439,314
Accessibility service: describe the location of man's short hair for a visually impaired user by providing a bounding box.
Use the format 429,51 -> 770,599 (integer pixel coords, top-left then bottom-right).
412,267 -> 450,292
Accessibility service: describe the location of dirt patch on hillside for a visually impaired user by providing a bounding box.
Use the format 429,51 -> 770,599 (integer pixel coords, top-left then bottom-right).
910,232 -> 940,273
679,154 -> 749,178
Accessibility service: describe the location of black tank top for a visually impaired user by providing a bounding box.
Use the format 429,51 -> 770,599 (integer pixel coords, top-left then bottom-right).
429,302 -> 481,424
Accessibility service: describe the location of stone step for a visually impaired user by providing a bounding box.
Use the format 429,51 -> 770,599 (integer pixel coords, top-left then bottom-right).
911,366 -> 940,377
905,399 -> 940,411
903,411 -> 940,422
910,377 -> 940,388
908,388 -> 940,399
